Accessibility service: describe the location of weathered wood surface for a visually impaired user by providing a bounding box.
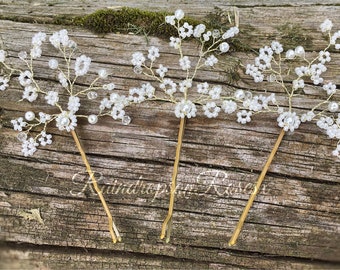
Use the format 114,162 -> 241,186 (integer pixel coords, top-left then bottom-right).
0,1 -> 340,269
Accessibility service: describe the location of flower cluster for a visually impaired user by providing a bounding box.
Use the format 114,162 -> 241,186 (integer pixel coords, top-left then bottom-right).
97,9 -> 276,123
245,19 -> 340,155
10,30 -> 116,156
0,49 -> 14,91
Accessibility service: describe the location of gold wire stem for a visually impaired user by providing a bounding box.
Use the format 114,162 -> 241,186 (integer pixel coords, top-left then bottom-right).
228,128 -> 285,246
160,117 -> 186,242
71,129 -> 121,243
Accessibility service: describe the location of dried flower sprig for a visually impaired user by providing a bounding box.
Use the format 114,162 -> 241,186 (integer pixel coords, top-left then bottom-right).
95,9 -> 277,242
229,19 -> 340,246
8,29 -> 121,243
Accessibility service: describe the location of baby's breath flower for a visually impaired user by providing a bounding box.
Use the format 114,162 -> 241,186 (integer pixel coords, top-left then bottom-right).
209,86 -> 222,99
98,69 -> 108,79
174,9 -> 185,20
45,91 -> 59,106
38,112 -> 51,123
330,30 -> 340,49
237,110 -> 252,124
131,52 -> 145,67
11,117 -> 27,131
30,46 -> 42,59
38,131 -> 52,146
285,49 -> 295,59
103,83 -> 115,91
22,137 -> 39,157
203,31 -> 212,42
74,55 -> 91,77
32,32 -> 46,47
48,59 -> 59,69
318,51 -> 331,64
0,50 -> 6,62
19,70 -> 32,87
277,111 -> 301,132
169,37 -> 181,49
56,111 -> 77,132
0,77 -> 9,91
294,46 -> 305,58
129,87 -> 146,103
205,55 -> 218,67
174,99 -> 197,118
323,82 -> 337,95
111,106 -> 125,120
179,56 -> 191,70
197,82 -> 209,94
147,46 -> 160,61
193,24 -> 206,38
165,15 -> 176,25
271,41 -> 283,54
160,78 -> 177,95
67,96 -> 81,113
222,100 -> 237,114
179,22 -> 193,39
320,19 -> 333,33
222,27 -> 239,39
141,82 -> 155,98
22,85 -> 38,102
179,79 -> 192,93
156,64 -> 168,78
58,72 -> 68,88
328,101 -> 339,112
203,101 -> 220,118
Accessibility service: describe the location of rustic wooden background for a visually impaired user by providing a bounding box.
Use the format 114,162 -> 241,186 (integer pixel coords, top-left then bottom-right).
0,0 -> 339,269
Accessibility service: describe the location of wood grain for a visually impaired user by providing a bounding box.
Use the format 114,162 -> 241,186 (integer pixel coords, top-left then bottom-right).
0,1 -> 339,269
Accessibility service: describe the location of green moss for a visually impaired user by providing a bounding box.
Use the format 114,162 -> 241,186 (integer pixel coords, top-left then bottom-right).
277,23 -> 313,49
74,7 -> 201,38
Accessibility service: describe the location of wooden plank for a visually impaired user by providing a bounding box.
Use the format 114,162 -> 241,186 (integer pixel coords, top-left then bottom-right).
0,1 -> 340,269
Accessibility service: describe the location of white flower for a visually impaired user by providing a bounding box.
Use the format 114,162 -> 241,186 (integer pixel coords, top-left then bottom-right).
179,79 -> 192,93
219,42 -> 230,53
110,94 -> 129,109
292,79 -> 304,90
11,117 -> 27,131
174,99 -> 197,118
18,51 -> 27,60
67,96 -> 81,112
174,9 -> 185,20
317,116 -> 333,129
22,85 -> 38,102
111,106 -> 125,120
56,111 -> 77,132
31,32 -> 46,47
147,46 -> 160,61
156,64 -> 168,78
209,86 -> 222,99
0,77 -> 9,91
193,24 -> 206,38
103,83 -> 115,91
140,82 -> 155,98
301,111 -> 315,122
99,97 -> 112,111
169,37 -> 181,49
295,66 -> 310,77
330,31 -> 340,49
160,78 -> 177,95
294,46 -> 305,58
21,137 -> 39,157
165,15 -> 176,25
30,46 -> 42,59
318,51 -> 331,64
45,91 -> 59,106
131,52 -> 145,67
38,112 -> 51,123
203,101 -> 220,118
0,50 -> 6,62
323,82 -> 336,95
271,41 -> 283,54
255,52 -> 272,70
129,87 -> 146,103
38,131 -> 52,146
19,70 -> 32,87
97,69 -> 108,79
74,55 -> 91,76
49,29 -> 74,49
205,55 -> 218,67
246,64 -> 264,83
285,49 -> 295,59
197,82 -> 209,94
222,100 -> 237,114
277,111 -> 301,132
58,72 -> 68,88
48,59 -> 59,69
179,56 -> 191,70
179,22 -> 193,39
237,110 -> 252,124
203,31 -> 212,42
320,19 -> 333,33
222,27 -> 239,39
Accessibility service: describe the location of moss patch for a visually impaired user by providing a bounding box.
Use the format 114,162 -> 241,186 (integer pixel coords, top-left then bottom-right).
74,7 -> 201,38
277,23 -> 313,49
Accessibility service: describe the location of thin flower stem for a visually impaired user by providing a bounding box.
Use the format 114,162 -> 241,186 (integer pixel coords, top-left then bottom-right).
70,129 -> 121,243
228,128 -> 285,246
160,116 -> 186,242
